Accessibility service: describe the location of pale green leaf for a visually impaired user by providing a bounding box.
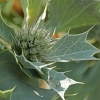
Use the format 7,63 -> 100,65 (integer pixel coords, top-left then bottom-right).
15,54 -> 54,73
14,52 -> 82,100
0,15 -> 15,44
46,32 -> 100,62
0,50 -> 55,100
49,0 -> 100,32
54,61 -> 100,100
41,67 -> 82,100
0,87 -> 15,100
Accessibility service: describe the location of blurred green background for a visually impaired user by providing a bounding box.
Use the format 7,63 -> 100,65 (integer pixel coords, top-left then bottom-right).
0,0 -> 100,100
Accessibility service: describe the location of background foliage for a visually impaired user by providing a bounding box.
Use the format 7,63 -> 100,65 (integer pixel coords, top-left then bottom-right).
0,0 -> 100,100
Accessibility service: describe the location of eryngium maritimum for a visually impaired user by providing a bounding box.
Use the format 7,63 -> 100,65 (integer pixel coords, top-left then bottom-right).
12,27 -> 56,62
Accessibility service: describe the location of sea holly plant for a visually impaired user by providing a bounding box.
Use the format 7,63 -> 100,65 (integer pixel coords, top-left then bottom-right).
0,1 -> 100,100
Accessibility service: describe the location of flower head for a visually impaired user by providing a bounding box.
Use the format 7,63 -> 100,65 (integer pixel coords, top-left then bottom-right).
12,26 -> 56,62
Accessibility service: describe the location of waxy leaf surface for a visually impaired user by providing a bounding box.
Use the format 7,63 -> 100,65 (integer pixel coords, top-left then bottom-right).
41,67 -> 82,100
46,32 -> 100,62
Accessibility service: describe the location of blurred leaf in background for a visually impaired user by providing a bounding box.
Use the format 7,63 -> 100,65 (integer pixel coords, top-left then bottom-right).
0,0 -> 23,27
48,0 -> 100,32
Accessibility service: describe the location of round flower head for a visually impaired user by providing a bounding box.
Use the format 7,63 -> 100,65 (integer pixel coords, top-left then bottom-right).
11,25 -> 56,62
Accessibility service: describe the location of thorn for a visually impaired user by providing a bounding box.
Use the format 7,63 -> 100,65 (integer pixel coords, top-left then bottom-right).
86,25 -> 95,33
62,70 -> 72,74
67,27 -> 71,35
65,93 -> 78,96
77,82 -> 85,84
41,1 -> 48,20
50,66 -> 56,69
52,28 -> 56,38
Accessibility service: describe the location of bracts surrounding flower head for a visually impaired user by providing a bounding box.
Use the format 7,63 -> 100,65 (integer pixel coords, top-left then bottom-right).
11,2 -> 57,63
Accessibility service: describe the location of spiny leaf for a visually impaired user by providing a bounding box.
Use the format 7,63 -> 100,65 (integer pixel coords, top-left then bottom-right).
15,53 -> 54,73
14,53 -> 82,100
0,87 -> 15,100
41,67 -> 83,100
57,61 -> 100,100
46,31 -> 100,62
